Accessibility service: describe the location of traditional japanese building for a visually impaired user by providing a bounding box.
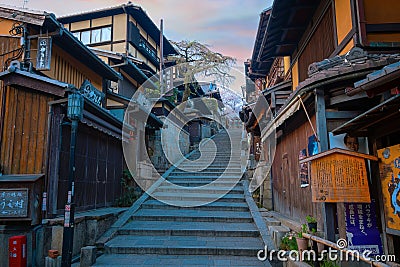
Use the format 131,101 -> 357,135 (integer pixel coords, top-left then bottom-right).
0,4 -> 129,266
244,0 -> 400,261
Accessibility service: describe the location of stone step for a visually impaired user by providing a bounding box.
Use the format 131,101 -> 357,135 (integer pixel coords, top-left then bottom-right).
104,235 -> 263,256
130,208 -> 252,223
172,169 -> 242,173
268,225 -> 290,250
167,177 -> 240,183
93,254 -> 271,267
165,180 -> 241,187
168,172 -> 241,177
151,192 -> 245,203
155,185 -> 244,194
141,199 -> 249,211
264,217 -> 281,227
119,221 -> 260,237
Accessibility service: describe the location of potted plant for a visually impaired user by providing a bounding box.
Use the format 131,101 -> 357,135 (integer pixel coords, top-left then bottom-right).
296,224 -> 308,252
306,215 -> 317,232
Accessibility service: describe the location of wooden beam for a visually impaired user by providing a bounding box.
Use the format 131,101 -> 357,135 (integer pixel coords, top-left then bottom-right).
328,90 -> 367,106
315,88 -> 335,242
325,110 -> 362,119
366,23 -> 400,33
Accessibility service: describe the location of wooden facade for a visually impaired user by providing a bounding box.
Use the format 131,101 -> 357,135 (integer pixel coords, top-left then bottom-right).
47,104 -> 124,215
271,114 -> 323,223
0,7 -> 122,220
0,86 -> 53,174
245,0 -> 400,259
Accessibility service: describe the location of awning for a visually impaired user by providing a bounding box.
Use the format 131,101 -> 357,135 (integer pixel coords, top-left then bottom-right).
261,96 -> 301,141
0,68 -> 70,97
332,93 -> 400,136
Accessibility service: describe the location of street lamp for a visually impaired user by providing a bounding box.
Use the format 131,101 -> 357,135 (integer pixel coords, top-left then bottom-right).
61,90 -> 84,267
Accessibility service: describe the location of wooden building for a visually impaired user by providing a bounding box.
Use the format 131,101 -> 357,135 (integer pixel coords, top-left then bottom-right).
0,5 -> 127,266
244,0 -> 400,260
0,4 -> 124,217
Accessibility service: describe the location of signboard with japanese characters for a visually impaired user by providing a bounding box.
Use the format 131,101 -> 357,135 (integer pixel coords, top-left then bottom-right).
80,79 -> 105,106
344,201 -> 383,256
0,189 -> 29,217
299,148 -> 377,203
299,148 -> 309,187
36,37 -> 52,70
378,144 -> 400,231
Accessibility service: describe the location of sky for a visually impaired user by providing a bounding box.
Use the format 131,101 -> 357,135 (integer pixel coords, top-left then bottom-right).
18,0 -> 272,65
6,0 -> 273,93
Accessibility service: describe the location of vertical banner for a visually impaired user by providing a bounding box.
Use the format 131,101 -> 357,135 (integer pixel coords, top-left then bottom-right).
344,200 -> 383,256
299,149 -> 309,187
378,144 -> 400,231
36,37 -> 52,70
308,134 -> 318,156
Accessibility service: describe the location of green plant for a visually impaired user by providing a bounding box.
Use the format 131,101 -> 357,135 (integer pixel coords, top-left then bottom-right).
320,258 -> 339,267
306,215 -> 317,223
297,224 -> 308,238
280,232 -> 298,251
115,169 -> 141,207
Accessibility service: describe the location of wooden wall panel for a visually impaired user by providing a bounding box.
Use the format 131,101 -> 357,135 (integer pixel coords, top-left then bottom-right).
0,36 -> 21,71
56,122 -> 123,213
0,86 -> 53,174
298,5 -> 336,82
41,45 -> 103,90
271,115 -> 323,226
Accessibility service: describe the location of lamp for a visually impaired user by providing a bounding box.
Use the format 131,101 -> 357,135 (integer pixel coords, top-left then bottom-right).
62,90 -> 83,267
67,92 -> 84,120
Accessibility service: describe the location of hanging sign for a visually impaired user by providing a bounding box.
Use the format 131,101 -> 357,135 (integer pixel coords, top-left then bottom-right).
80,79 -> 104,106
378,144 -> 400,231
36,37 -> 52,70
299,148 -> 309,187
300,148 -> 377,203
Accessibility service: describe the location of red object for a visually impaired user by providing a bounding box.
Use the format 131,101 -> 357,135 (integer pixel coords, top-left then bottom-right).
8,235 -> 27,267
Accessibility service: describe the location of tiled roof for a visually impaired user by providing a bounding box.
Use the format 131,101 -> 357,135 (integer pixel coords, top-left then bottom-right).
297,48 -> 400,91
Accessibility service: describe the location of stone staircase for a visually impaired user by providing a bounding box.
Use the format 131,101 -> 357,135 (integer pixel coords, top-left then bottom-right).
94,129 -> 273,266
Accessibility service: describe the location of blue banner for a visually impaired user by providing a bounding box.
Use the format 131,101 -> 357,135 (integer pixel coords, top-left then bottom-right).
344,200 -> 383,256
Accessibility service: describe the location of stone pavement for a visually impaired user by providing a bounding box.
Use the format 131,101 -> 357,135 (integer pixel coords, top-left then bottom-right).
94,129 -> 274,266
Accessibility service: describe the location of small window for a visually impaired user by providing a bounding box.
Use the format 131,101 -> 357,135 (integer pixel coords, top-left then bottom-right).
92,28 -> 101,43
81,30 -> 91,45
72,31 -> 80,40
101,27 -> 111,42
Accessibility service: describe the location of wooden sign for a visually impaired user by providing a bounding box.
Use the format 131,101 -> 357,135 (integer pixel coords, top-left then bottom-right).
36,37 -> 52,70
300,148 -> 377,203
378,144 -> 400,231
0,189 -> 29,217
80,79 -> 104,106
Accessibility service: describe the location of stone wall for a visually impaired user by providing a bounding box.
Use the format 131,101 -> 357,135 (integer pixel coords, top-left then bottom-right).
0,207 -> 126,267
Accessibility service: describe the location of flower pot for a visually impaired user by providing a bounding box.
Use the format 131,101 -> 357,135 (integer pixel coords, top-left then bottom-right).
308,222 -> 317,232
296,237 -> 308,252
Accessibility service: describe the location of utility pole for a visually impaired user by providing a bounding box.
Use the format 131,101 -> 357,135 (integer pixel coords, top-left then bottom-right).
159,19 -> 164,96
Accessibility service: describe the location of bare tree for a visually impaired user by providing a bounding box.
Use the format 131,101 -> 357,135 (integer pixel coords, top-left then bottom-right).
167,40 -> 236,106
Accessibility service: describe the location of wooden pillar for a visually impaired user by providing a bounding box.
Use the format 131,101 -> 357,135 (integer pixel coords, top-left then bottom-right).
315,88 -> 336,241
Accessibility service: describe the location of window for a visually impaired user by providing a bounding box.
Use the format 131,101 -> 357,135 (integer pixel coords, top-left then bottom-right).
81,30 -> 90,45
92,28 -> 101,43
72,31 -> 80,39
72,26 -> 112,45
101,27 -> 111,42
